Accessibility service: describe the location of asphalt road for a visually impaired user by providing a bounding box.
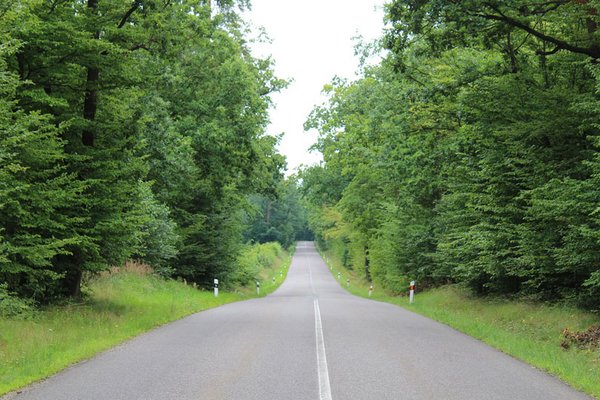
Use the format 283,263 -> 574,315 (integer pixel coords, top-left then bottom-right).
5,241 -> 592,400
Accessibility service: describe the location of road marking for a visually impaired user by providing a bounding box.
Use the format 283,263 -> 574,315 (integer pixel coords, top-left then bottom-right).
308,261 -> 332,399
314,297 -> 333,400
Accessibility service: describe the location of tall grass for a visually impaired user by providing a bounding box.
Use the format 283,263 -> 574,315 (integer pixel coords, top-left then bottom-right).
0,244 -> 292,395
320,248 -> 600,399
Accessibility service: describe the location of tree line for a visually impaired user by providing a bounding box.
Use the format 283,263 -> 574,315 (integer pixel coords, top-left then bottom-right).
0,0 -> 308,304
301,0 -> 600,309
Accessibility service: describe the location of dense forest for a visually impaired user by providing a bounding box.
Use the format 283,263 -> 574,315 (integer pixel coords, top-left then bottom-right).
0,0 -> 309,304
4,0 -> 600,311
301,0 -> 600,309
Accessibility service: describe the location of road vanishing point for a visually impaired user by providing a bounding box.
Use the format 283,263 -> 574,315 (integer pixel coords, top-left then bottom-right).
4,242 -> 592,400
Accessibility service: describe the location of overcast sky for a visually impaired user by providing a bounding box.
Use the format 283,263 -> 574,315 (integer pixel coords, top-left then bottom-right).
244,0 -> 386,175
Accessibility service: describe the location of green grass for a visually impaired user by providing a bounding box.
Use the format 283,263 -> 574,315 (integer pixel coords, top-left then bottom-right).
320,249 -> 600,399
0,248 -> 292,396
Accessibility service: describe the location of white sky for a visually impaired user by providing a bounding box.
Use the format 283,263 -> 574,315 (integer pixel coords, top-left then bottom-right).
244,0 -> 386,175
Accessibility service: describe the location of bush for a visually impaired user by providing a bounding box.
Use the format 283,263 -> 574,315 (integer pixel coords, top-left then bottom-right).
0,283 -> 34,318
235,242 -> 283,285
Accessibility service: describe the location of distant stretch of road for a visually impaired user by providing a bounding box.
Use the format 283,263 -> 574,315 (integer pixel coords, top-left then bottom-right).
4,242 -> 592,400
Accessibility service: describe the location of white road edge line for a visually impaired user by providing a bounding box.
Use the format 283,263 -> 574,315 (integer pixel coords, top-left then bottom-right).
314,297 -> 333,400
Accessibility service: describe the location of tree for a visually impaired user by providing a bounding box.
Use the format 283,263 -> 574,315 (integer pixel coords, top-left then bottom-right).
302,1 -> 600,309
1,0 -> 286,300
0,32 -> 83,301
245,177 -> 311,248
385,0 -> 600,60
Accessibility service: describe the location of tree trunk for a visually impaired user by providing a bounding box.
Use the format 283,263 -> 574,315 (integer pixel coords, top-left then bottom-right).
83,65 -> 98,146
507,31 -> 518,73
66,269 -> 83,298
68,0 -> 100,298
83,0 -> 99,147
16,52 -> 27,79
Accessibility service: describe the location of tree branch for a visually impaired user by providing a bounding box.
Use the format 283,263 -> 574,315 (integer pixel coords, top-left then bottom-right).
474,4 -> 600,58
523,0 -> 570,15
536,46 -> 561,56
130,43 -> 149,51
117,1 -> 141,29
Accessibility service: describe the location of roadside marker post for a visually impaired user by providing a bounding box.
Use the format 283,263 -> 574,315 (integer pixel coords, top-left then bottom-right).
346,278 -> 350,288
409,281 -> 415,304
337,272 -> 341,280
369,284 -> 373,297
272,277 -> 275,284
214,278 -> 219,297
256,281 -> 260,295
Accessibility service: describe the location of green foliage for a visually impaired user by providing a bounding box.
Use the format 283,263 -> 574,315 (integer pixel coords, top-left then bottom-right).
244,177 -> 312,248
0,0 -> 285,302
0,37 -> 84,301
134,183 -> 179,275
302,0 -> 600,309
235,241 -> 284,286
0,283 -> 33,318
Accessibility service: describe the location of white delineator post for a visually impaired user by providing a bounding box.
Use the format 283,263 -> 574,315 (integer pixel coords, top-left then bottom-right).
214,278 -> 219,297
256,281 -> 260,295
346,278 -> 350,288
369,284 -> 373,297
409,280 -> 415,304
337,272 -> 341,280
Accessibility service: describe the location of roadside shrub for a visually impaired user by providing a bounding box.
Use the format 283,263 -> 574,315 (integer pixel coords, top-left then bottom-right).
235,242 -> 283,285
0,283 -> 34,318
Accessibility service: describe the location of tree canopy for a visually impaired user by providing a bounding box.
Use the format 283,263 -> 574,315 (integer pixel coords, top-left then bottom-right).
301,0 -> 600,309
0,0 -> 289,301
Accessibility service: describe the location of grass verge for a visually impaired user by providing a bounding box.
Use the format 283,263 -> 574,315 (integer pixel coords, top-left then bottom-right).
319,248 -> 600,399
0,244 -> 293,396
